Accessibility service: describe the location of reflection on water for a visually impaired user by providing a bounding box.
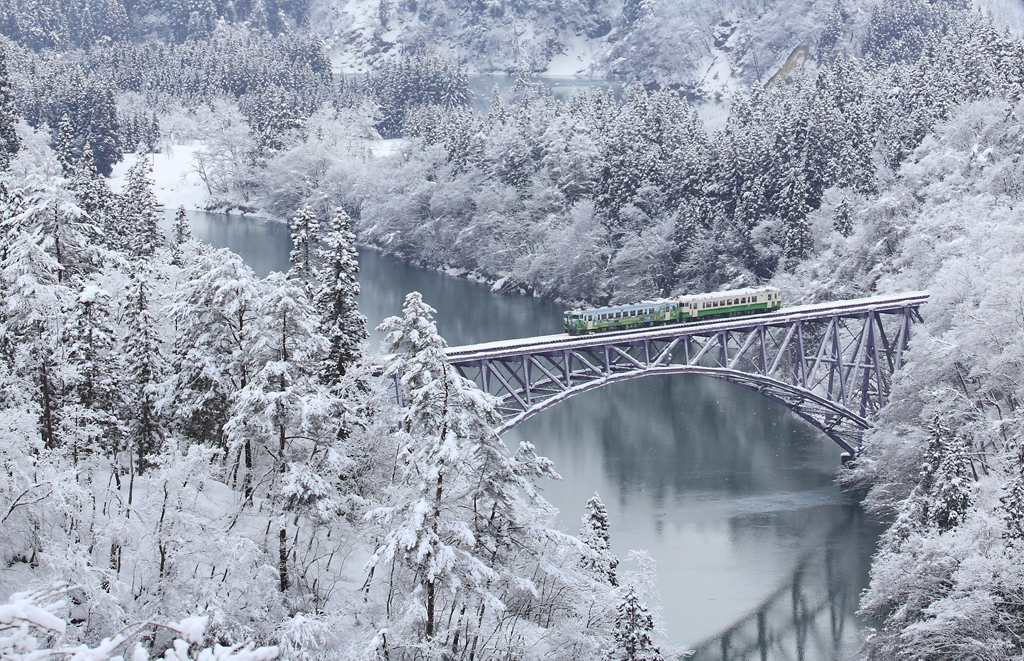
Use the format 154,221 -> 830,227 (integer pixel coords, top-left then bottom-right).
176,209 -> 879,656
503,375 -> 879,653
689,507 -> 881,661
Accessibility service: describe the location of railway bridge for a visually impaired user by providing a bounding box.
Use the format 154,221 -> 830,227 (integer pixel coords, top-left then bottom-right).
444,292 -> 929,455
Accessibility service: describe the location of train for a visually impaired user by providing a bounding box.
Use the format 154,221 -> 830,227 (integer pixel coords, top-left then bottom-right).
563,286 -> 783,335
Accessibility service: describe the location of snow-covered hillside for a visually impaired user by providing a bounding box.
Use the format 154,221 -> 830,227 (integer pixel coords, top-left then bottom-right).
314,0 -> 837,93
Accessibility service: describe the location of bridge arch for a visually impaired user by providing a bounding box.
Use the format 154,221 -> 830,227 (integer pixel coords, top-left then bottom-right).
494,366 -> 870,455
446,292 -> 928,455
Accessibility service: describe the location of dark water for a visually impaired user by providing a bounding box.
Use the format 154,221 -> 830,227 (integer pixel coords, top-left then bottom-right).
174,209 -> 881,658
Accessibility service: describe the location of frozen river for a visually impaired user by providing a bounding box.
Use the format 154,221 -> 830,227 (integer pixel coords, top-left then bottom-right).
172,209 -> 881,658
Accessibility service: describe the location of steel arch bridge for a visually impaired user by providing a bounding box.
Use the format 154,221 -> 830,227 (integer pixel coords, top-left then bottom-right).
445,292 -> 928,455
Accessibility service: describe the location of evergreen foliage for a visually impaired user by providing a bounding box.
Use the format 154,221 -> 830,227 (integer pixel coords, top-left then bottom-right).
123,273 -> 168,473
580,492 -> 618,586
613,585 -> 663,661
363,53 -> 471,139
117,152 -> 162,256
0,44 -> 19,171
287,203 -> 317,285
314,206 -> 365,385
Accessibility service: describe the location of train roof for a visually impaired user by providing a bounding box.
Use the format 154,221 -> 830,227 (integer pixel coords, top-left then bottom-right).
565,298 -> 675,315
679,286 -> 780,302
565,287 -> 780,314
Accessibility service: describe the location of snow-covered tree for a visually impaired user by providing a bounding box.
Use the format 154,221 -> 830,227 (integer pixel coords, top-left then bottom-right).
170,248 -> 261,449
117,152 -> 162,257
225,271 -> 333,595
314,206 -> 365,386
0,44 -> 18,171
122,273 -> 168,473
613,584 -> 663,661
580,492 -> 619,586
369,292 -> 574,653
171,205 -> 192,246
288,204 -> 318,287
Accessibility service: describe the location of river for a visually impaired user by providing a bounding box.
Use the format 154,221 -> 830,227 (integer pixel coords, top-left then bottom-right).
171,209 -> 881,659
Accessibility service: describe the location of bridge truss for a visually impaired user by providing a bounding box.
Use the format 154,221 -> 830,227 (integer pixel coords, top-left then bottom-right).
446,292 -> 928,454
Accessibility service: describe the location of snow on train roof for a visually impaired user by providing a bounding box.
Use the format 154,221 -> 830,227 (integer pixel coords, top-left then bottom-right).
680,286 -> 780,302
566,287 -> 780,314
566,298 -> 676,314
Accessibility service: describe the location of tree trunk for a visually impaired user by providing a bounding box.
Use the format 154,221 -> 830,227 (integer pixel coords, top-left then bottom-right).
39,358 -> 56,449
279,526 -> 289,592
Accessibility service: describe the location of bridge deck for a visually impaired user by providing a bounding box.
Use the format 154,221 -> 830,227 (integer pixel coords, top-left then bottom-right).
445,291 -> 930,359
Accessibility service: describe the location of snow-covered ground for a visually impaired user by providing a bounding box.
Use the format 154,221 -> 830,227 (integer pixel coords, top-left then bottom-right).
543,35 -> 606,78
109,142 -> 209,210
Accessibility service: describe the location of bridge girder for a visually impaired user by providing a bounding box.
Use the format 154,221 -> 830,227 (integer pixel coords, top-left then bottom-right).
445,292 -> 928,453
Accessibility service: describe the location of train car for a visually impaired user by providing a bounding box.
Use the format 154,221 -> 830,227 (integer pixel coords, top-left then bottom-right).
676,286 -> 782,322
564,287 -> 782,335
563,300 -> 677,335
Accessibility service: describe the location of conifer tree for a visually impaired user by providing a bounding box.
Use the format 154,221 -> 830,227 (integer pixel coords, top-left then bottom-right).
225,271 -> 330,592
118,152 -> 163,257
84,82 -> 121,177
833,197 -> 853,237
65,283 -> 121,457
0,44 -> 18,172
781,171 -> 812,267
288,204 -> 318,286
69,143 -> 116,234
1001,452 -> 1024,541
171,205 -> 192,245
122,273 -> 167,473
371,292 -> 562,647
580,492 -> 618,586
55,114 -> 76,176
613,585 -> 663,661
314,207 -> 366,385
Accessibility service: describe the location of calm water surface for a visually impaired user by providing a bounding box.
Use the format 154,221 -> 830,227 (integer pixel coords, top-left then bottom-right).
173,210 -> 881,659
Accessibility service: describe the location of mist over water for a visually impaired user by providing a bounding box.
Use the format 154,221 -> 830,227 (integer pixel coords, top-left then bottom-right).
177,209 -> 880,657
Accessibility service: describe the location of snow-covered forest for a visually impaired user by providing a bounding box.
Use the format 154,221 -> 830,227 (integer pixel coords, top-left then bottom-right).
4,0 -> 1024,657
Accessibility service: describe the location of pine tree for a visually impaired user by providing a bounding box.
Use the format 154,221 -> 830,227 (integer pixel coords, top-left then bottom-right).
55,114 -> 76,176
314,207 -> 366,386
224,271 -> 329,592
1001,452 -> 1024,541
122,273 -> 167,473
580,492 -> 618,586
170,248 -> 260,450
780,170 -> 812,268
929,426 -> 974,532
288,204 -> 318,286
83,82 -> 121,177
118,152 -> 163,257
0,44 -> 19,172
69,143 -> 116,238
171,205 -> 192,246
884,419 -> 976,546
371,292 -> 562,647
833,197 -> 853,237
64,282 -> 121,459
818,0 -> 845,57
613,585 -> 663,661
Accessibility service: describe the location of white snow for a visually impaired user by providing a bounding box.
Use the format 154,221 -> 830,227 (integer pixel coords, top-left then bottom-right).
78,284 -> 109,303
109,143 -> 210,210
167,616 -> 209,644
542,35 -> 604,78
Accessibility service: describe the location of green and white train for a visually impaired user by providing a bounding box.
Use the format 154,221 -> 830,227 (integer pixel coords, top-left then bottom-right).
563,286 -> 783,335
